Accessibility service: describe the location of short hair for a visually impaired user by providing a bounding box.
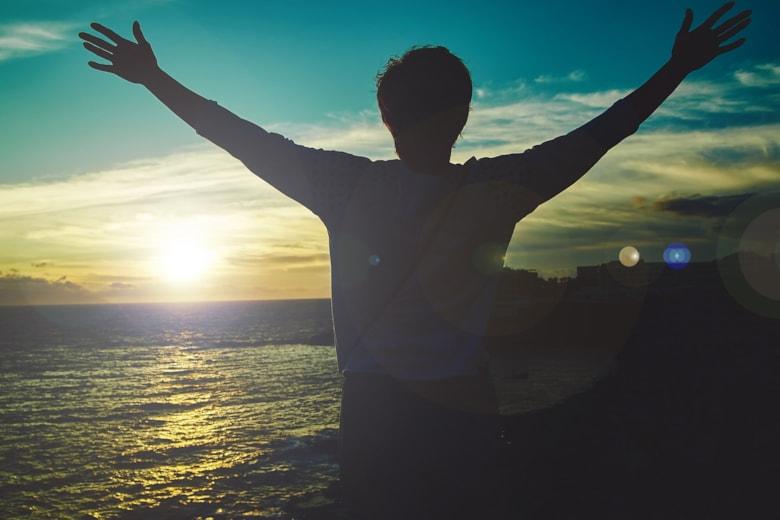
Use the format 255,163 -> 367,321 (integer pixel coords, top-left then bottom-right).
376,46 -> 472,141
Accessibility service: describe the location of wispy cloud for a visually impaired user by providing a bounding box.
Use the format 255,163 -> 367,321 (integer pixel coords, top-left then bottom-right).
505,122 -> 780,274
0,146 -> 331,304
734,63 -> 780,88
2,60 -> 779,302
534,69 -> 587,84
0,21 -> 77,62
268,109 -> 395,160
289,66 -> 752,169
554,88 -> 628,108
652,192 -> 756,217
445,68 -> 779,274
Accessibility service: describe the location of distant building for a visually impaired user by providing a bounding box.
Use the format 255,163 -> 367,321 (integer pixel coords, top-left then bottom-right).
576,265 -> 603,287
497,256 -> 755,307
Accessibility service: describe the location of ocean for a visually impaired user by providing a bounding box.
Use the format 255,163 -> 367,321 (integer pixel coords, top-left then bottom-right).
0,299 -> 610,519
0,300 -> 343,519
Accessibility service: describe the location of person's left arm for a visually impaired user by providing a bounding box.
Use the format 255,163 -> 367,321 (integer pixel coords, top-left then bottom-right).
473,2 -> 751,219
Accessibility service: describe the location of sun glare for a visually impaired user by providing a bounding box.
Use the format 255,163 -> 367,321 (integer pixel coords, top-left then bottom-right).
156,237 -> 216,284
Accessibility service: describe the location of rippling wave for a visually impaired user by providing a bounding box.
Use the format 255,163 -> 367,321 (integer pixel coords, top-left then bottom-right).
0,299 -> 612,518
0,300 -> 343,519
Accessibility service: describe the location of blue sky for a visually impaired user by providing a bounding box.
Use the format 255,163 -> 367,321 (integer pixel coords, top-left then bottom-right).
2,0 -> 778,181
1,0 -> 778,304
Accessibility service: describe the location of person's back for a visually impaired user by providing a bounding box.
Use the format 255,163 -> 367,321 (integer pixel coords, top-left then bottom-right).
79,4 -> 752,516
329,47 -> 528,382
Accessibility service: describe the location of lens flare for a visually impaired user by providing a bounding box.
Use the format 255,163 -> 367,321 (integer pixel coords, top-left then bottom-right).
738,208 -> 780,301
663,243 -> 691,270
716,191 -> 780,319
618,246 -> 640,267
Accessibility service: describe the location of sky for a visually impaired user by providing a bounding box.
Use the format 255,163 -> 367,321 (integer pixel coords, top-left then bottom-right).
1,0 -> 778,305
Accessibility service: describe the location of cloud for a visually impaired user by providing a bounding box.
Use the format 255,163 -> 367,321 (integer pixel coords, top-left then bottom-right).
554,89 -> 629,108
268,110 -> 395,160
499,119 -> 780,275
0,272 -> 96,306
0,21 -> 77,62
734,63 -> 780,88
458,69 -> 778,161
228,252 -> 331,268
652,192 -> 757,218
3,59 -> 779,298
0,144 -> 332,304
534,69 -> 587,84
272,62 -> 778,165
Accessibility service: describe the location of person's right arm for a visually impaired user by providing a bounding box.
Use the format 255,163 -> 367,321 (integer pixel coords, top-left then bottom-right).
79,21 -> 370,221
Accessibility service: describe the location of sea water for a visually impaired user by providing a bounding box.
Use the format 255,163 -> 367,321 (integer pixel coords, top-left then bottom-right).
0,300 -> 340,519
0,299 -> 608,519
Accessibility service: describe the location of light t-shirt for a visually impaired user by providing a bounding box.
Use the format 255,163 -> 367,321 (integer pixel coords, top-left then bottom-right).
193,98 -> 641,380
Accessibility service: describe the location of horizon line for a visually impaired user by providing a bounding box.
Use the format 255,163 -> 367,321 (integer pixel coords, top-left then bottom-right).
1,255 -> 753,308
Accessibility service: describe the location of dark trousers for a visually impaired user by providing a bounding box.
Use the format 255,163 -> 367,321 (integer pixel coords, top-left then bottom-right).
338,371 -> 507,520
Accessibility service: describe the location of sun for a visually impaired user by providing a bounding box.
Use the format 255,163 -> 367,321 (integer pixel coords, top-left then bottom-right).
156,237 -> 216,284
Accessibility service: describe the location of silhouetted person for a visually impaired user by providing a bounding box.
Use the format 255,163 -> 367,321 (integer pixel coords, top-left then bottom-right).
80,3 -> 751,518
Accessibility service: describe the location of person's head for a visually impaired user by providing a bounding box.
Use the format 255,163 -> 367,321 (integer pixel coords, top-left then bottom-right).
376,46 -> 472,168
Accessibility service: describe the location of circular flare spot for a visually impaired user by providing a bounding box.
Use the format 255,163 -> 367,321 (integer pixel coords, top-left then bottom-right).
618,246 -> 640,267
663,243 -> 691,270
738,208 -> 780,301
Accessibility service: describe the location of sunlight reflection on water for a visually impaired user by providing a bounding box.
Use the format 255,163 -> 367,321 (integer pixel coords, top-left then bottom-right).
0,300 -> 610,518
0,341 -> 341,519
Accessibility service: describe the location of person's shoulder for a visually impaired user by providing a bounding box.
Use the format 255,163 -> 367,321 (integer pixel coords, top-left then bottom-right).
366,158 -> 408,178
459,152 -> 530,183
370,157 -> 402,168
464,152 -> 529,167
343,157 -> 405,193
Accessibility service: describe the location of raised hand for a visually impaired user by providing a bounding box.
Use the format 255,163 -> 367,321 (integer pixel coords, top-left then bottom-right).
671,2 -> 751,74
79,21 -> 158,84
